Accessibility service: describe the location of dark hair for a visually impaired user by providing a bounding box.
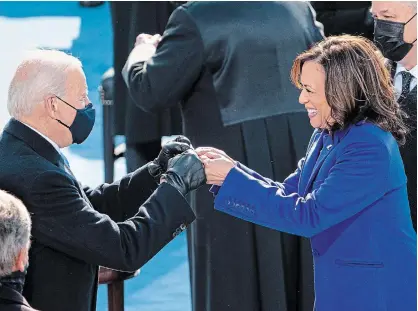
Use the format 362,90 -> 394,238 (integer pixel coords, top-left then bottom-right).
291,35 -> 409,145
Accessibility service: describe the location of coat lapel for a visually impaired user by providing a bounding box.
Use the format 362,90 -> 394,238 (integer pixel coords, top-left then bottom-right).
3,119 -> 91,202
299,131 -> 323,194
302,125 -> 353,196
59,159 -> 91,204
303,138 -> 333,195
3,118 -> 63,168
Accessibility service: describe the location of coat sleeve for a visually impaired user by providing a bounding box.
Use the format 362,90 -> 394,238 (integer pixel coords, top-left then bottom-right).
230,129 -> 322,195
214,140 -> 390,238
29,170 -> 195,271
123,6 -> 205,112
209,160 -> 304,197
82,164 -> 158,222
236,160 -> 304,196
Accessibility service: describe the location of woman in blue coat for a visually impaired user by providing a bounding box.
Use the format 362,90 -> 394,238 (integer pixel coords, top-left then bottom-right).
197,35 -> 417,311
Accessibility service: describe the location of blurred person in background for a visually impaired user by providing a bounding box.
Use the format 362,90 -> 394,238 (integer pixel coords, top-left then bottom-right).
0,49 -> 206,311
123,2 -> 323,311
0,190 -> 36,311
110,1 -> 183,173
79,1 -> 104,8
199,35 -> 417,311
372,1 -> 417,231
311,2 -> 374,39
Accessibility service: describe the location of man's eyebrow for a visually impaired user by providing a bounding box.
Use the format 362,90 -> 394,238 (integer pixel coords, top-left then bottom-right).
380,8 -> 395,16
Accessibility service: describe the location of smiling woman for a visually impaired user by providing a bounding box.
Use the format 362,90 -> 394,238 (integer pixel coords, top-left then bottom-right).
198,35 -> 417,311
290,35 -> 409,144
292,61 -> 332,129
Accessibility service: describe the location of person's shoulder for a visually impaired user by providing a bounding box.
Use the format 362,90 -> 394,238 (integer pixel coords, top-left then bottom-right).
167,2 -> 202,28
181,1 -> 213,11
180,1 -> 198,10
173,1 -> 211,22
0,285 -> 37,311
31,167 -> 74,188
179,1 -> 237,18
343,122 -> 397,152
171,1 -> 198,16
0,151 -> 59,177
349,122 -> 393,140
0,144 -> 64,192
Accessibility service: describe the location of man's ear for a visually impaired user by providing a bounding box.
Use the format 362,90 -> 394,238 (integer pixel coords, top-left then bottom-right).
13,248 -> 29,273
44,95 -> 58,118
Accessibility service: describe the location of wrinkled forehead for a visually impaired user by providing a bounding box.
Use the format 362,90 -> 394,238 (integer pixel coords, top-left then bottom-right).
372,1 -> 415,18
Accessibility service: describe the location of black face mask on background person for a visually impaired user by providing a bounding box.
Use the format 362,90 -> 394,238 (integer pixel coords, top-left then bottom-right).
54,96 -> 96,144
374,14 -> 417,62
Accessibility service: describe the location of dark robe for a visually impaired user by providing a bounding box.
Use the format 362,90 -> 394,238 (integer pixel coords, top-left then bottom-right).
110,1 -> 182,170
123,2 -> 324,310
310,1 -> 374,39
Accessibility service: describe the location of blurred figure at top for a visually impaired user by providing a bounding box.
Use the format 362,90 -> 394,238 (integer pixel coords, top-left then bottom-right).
311,2 -> 374,39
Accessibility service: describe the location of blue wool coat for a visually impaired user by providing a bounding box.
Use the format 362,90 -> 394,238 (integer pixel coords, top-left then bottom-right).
213,123 -> 417,311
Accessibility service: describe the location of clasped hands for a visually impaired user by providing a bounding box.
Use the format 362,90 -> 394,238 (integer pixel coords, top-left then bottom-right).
135,33 -> 162,48
148,136 -> 236,196
196,147 -> 236,186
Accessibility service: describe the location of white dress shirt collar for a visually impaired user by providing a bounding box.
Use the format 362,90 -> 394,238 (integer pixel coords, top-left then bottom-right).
393,63 -> 417,98
21,122 -> 61,153
395,63 -> 417,79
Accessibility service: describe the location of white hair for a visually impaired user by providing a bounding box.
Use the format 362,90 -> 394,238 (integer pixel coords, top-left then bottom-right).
0,190 -> 31,277
406,1 -> 417,12
7,49 -> 82,119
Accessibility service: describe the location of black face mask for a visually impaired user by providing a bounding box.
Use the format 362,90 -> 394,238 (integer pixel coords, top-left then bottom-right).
374,14 -> 417,62
54,96 -> 96,144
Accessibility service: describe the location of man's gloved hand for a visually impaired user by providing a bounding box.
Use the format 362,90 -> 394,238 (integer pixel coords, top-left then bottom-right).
148,136 -> 192,181
161,149 -> 206,196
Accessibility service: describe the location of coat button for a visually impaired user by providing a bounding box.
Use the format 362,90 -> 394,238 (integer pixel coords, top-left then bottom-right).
173,228 -> 181,238
180,223 -> 187,231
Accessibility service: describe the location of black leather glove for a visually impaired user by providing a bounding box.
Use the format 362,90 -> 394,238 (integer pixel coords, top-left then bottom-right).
162,149 -> 206,196
148,136 -> 192,180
